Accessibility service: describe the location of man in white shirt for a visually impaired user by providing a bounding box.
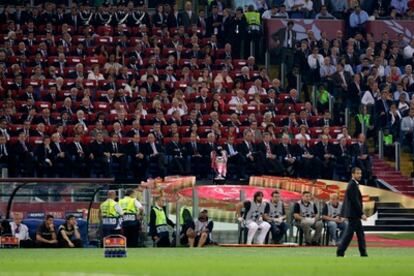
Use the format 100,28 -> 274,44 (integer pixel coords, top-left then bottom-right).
247,79 -> 267,95
262,5 -> 278,19
401,109 -> 414,147
10,213 -> 33,247
229,89 -> 248,105
307,47 -> 324,70
403,39 -> 414,60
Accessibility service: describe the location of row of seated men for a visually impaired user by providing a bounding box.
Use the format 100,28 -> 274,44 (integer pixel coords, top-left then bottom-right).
236,191 -> 347,246
0,128 -> 371,181
0,213 -> 82,248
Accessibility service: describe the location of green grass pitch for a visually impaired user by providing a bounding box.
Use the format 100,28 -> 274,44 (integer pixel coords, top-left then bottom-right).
0,247 -> 413,275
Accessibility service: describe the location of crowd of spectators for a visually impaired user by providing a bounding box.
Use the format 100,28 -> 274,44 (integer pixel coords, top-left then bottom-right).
2,0 -> 414,183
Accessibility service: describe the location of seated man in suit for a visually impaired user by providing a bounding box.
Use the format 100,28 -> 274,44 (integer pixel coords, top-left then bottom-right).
34,136 -> 54,177
277,134 -> 298,177
185,133 -> 204,179
105,133 -> 127,178
126,133 -> 146,182
295,137 -> 322,179
201,132 -> 219,179
257,132 -> 285,176
0,135 -> 10,173
145,133 -> 166,178
12,132 -> 35,177
293,191 -> 323,246
237,130 -> 265,176
224,135 -> 245,180
50,132 -> 69,177
352,133 -> 372,183
89,133 -> 110,177
166,133 -> 186,175
334,137 -> 353,180
313,135 -> 336,179
322,193 -> 348,246
68,133 -> 90,177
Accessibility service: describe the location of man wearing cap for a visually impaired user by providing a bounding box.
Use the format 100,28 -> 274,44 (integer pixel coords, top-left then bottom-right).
271,20 -> 296,73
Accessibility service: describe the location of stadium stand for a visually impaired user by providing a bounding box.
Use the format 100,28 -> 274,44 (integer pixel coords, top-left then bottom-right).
1,0 -> 414,186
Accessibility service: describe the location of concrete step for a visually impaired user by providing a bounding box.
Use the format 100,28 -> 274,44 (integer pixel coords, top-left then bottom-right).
375,218 -> 414,226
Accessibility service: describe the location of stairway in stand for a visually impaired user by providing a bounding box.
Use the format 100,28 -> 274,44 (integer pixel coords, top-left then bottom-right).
371,155 -> 414,197
364,202 -> 414,231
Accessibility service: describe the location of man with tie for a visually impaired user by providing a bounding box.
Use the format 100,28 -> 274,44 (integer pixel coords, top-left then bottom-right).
34,136 -> 54,178
271,20 -> 296,74
313,135 -> 336,179
145,133 -> 166,179
277,134 -> 297,177
375,90 -> 392,129
89,133 -> 110,177
105,133 -> 127,178
68,134 -> 89,177
352,134 -> 372,184
295,137 -> 322,179
257,132 -> 285,176
337,167 -> 368,257
238,130 -> 265,176
12,132 -> 35,177
50,133 -> 68,177
317,111 -> 334,127
224,135 -> 245,180
127,133 -> 146,181
334,137 -> 353,180
166,133 -> 186,175
185,133 -> 204,179
201,133 -> 219,179
0,135 -> 10,172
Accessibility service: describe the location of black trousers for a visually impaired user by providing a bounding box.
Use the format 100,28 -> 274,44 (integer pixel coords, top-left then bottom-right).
337,218 -> 367,256
59,239 -> 83,248
122,221 -> 140,248
155,231 -> 171,247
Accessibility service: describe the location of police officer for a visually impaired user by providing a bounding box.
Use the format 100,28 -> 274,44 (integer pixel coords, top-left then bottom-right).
99,190 -> 123,239
119,189 -> 144,248
264,191 -> 288,244
322,193 -> 348,246
149,196 -> 175,247
244,5 -> 261,58
293,191 -> 323,246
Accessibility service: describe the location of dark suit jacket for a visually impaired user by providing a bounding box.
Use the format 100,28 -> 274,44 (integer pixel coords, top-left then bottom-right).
341,179 -> 363,218
313,142 -> 336,160
179,11 -> 199,28
166,141 -> 185,158
237,140 -> 257,158
317,118 -> 334,127
144,142 -> 165,156
271,27 -> 297,51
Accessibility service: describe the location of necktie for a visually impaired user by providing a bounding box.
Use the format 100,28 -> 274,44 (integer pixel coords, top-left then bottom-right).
229,144 -> 235,156
192,142 -> 197,154
152,143 -> 158,154
135,143 -> 139,152
22,142 -> 28,152
113,143 -> 118,153
266,143 -> 271,155
56,143 -> 61,152
76,142 -> 83,153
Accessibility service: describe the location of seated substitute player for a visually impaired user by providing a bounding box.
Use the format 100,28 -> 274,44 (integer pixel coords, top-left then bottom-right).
263,191 -> 288,244
322,193 -> 348,246
236,191 -> 271,245
35,214 -> 58,248
293,191 -> 323,246
57,214 -> 83,248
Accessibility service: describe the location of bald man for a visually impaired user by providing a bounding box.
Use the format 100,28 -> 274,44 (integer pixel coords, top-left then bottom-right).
10,213 -> 33,248
322,193 -> 348,246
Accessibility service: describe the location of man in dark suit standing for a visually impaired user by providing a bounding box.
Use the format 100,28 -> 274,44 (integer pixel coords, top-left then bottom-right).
337,167 -> 368,257
270,20 -> 296,74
